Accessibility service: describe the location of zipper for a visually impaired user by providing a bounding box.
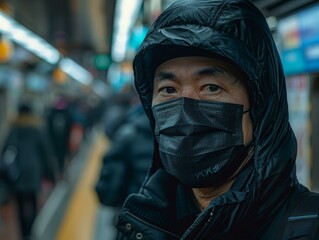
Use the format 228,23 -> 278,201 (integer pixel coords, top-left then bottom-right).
127,212 -> 180,239
193,207 -> 215,240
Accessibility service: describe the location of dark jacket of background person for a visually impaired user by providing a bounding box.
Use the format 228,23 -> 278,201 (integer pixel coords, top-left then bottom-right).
1,104 -> 56,239
96,105 -> 153,207
116,0 -> 319,239
3,106 -> 56,193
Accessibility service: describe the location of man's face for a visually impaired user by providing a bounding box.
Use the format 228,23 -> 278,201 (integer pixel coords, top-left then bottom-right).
152,56 -> 253,144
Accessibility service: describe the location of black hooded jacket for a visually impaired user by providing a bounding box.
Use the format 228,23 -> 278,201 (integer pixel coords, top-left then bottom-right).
116,0 -> 318,239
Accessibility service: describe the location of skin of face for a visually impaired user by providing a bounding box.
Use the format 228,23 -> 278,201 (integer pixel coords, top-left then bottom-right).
152,56 -> 253,145
152,56 -> 254,209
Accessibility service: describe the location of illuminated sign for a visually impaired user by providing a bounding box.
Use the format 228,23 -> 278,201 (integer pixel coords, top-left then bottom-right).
278,3 -> 319,75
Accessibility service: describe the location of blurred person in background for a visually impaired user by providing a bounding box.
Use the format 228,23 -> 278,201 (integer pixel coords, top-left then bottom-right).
115,0 -> 319,239
1,102 -> 57,240
95,96 -> 153,239
103,89 -> 136,140
86,98 -> 107,132
67,97 -> 87,159
96,99 -> 153,207
46,96 -> 73,177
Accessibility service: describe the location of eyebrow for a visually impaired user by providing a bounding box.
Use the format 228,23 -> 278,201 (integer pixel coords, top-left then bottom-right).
154,71 -> 175,82
194,67 -> 226,77
195,67 -> 239,84
153,66 -> 230,82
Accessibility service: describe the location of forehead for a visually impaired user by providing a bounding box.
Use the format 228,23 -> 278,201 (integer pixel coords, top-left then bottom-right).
154,56 -> 240,77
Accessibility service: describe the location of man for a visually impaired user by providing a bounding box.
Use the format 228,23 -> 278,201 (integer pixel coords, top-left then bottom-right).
116,0 -> 319,239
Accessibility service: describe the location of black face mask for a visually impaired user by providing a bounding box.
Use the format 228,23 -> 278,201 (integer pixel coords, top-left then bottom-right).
152,97 -> 251,188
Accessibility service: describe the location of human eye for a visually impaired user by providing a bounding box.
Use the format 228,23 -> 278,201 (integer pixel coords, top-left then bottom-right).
203,84 -> 220,93
158,86 -> 177,95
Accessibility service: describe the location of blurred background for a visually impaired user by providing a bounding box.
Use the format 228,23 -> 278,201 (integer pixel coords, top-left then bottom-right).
0,0 -> 319,239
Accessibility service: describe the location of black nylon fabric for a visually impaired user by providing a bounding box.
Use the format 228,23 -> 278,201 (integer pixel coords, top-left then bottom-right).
117,0 -> 304,239
152,97 -> 244,155
152,97 -> 247,188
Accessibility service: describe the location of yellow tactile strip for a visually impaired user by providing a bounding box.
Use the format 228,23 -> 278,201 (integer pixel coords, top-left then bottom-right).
56,133 -> 108,240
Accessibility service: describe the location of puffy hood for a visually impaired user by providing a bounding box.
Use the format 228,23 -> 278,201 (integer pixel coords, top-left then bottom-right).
133,0 -> 297,186
119,0 -> 300,239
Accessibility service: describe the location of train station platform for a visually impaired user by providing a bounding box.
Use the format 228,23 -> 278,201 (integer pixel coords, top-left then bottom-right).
30,126 -> 118,240
1,126 -> 119,240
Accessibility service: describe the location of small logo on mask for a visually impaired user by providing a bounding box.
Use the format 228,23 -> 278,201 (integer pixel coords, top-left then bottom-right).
195,164 -> 221,179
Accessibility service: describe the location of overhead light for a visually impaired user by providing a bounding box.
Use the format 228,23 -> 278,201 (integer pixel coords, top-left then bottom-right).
0,11 -> 60,64
112,0 -> 143,62
60,58 -> 93,85
0,12 -> 14,32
